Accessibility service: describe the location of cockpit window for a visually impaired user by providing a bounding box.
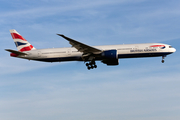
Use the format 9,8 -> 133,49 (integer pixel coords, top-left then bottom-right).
169,46 -> 173,48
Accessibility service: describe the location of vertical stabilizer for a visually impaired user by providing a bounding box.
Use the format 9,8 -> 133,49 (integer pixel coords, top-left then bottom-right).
10,29 -> 36,52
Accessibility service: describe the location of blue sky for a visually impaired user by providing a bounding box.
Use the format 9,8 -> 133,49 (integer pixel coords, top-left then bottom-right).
0,0 -> 180,120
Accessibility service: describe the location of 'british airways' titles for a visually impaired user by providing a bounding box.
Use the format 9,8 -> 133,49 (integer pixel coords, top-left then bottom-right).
130,49 -> 157,52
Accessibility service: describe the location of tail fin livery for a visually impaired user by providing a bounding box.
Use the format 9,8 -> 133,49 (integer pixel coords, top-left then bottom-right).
10,29 -> 36,52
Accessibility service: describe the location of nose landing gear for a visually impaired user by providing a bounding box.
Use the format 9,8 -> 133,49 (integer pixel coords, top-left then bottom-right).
162,55 -> 166,63
86,61 -> 97,70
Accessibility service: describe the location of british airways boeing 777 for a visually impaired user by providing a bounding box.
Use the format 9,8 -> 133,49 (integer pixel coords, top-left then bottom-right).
5,29 -> 176,70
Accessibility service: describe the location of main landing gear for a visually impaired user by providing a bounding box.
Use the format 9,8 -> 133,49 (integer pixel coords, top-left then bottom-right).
161,55 -> 166,63
86,61 -> 97,70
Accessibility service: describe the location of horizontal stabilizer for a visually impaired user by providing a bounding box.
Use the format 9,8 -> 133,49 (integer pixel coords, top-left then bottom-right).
5,49 -> 28,55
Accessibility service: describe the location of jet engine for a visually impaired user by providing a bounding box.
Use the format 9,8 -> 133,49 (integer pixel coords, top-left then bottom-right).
101,49 -> 119,65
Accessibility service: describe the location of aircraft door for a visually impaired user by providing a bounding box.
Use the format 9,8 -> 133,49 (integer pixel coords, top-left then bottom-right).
38,51 -> 41,57
67,49 -> 71,55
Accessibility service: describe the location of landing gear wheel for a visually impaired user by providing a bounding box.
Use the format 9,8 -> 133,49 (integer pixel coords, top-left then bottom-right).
162,60 -> 164,63
85,61 -> 97,70
88,67 -> 91,70
94,65 -> 97,68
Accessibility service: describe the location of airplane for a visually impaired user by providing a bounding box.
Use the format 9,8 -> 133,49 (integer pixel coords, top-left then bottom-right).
5,29 -> 176,70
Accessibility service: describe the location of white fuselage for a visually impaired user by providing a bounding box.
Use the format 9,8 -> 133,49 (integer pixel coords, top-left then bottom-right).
16,43 -> 176,62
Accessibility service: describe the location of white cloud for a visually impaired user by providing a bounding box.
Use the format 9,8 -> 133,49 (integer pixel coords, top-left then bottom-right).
0,69 -> 180,120
0,0 -> 144,18
0,56 -> 59,75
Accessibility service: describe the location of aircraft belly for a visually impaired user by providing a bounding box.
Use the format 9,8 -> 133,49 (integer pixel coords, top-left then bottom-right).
118,52 -> 172,58
33,56 -> 82,62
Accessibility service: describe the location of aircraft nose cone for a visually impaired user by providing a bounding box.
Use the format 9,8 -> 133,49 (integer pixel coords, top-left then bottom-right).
172,48 -> 176,53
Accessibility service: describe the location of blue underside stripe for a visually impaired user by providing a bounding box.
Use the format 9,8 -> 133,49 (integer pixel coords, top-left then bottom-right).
33,52 -> 172,62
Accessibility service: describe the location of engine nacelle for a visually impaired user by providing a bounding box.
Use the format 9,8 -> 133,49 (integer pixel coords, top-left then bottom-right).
101,50 -> 119,65
101,49 -> 118,59
102,59 -> 119,65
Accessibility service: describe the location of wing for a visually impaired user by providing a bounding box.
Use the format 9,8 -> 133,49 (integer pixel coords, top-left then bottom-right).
5,49 -> 28,55
57,34 -> 102,54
